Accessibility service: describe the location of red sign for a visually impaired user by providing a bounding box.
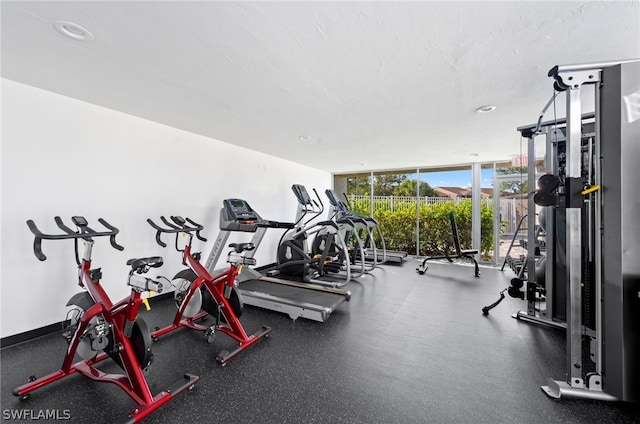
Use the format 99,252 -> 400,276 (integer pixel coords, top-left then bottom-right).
512,156 -> 528,166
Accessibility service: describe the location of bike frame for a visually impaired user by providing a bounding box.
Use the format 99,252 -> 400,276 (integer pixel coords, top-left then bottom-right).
15,218 -> 198,423
148,217 -> 271,365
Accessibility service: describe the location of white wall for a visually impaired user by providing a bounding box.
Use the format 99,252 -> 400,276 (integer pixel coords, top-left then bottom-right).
0,78 -> 331,338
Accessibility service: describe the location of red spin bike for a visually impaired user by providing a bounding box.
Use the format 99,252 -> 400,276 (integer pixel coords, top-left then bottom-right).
146,216 -> 271,365
14,216 -> 198,423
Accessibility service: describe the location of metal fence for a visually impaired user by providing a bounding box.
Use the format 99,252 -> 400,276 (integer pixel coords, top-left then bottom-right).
346,195 -> 491,210
370,196 -> 458,211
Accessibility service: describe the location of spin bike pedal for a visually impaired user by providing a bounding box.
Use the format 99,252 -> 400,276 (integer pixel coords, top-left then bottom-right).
204,327 -> 216,344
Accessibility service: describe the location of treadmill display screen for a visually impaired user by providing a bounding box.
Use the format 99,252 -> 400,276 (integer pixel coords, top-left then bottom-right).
224,198 -> 259,221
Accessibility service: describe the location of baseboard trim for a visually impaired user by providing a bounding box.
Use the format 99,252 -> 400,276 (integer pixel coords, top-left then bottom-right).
1,321 -> 66,349
0,292 -> 173,349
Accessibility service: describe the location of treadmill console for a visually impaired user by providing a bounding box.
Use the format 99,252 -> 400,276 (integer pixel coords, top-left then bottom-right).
220,198 -> 295,232
223,198 -> 260,222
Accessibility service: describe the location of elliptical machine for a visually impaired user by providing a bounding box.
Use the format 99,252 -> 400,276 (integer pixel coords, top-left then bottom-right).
323,189 -> 377,272
276,184 -> 364,287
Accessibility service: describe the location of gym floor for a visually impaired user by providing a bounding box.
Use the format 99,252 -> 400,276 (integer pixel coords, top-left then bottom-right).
2,259 -> 640,423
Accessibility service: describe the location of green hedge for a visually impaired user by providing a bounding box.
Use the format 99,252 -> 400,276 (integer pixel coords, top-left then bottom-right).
350,199 -> 494,258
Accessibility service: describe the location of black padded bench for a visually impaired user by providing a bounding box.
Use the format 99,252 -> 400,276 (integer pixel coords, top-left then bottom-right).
416,211 -> 480,277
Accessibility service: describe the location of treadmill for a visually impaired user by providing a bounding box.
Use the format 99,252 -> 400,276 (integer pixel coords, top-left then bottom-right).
203,198 -> 351,322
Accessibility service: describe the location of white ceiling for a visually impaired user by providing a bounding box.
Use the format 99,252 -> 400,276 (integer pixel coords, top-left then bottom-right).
2,1 -> 639,174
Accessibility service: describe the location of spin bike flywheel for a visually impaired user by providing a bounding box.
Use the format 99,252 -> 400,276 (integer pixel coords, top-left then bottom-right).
66,292 -> 153,369
172,269 -> 243,319
172,269 -> 203,318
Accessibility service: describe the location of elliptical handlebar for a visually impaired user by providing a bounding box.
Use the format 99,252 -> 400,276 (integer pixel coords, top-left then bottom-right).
290,185 -> 324,227
26,217 -> 123,262
311,188 -> 324,212
341,193 -> 355,213
146,216 -> 208,249
306,188 -> 324,225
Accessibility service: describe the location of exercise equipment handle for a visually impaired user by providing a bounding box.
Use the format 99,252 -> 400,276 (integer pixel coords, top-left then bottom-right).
313,188 -> 324,211
185,217 -> 207,242
342,192 -> 352,211
99,218 -> 125,251
26,217 -> 123,261
146,216 -> 208,248
482,289 -> 506,315
146,218 -> 168,247
301,188 -> 323,224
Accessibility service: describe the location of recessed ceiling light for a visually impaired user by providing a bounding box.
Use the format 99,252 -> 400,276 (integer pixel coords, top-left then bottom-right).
54,21 -> 94,41
469,153 -> 479,157
299,135 -> 312,141
475,105 -> 496,113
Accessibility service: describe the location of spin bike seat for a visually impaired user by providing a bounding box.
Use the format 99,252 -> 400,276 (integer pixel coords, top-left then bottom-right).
126,256 -> 163,272
229,243 -> 255,254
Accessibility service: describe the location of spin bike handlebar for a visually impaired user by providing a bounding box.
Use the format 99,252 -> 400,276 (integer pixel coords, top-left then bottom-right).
146,216 -> 207,248
26,216 -> 124,261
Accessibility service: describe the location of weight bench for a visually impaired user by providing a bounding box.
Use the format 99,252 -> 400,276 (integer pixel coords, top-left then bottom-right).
416,211 -> 480,277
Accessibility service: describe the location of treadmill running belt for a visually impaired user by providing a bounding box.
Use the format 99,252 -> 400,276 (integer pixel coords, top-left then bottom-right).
239,279 -> 345,310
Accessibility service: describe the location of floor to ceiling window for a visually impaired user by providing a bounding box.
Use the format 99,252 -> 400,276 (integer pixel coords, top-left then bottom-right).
335,162 -> 518,264
417,166 -> 473,257
335,172 -> 371,216
371,170 -> 418,255
494,161 -> 529,266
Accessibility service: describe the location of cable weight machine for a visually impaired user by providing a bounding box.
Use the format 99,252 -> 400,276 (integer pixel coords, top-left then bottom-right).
544,59 -> 640,402
516,59 -> 640,402
507,112 -> 596,328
